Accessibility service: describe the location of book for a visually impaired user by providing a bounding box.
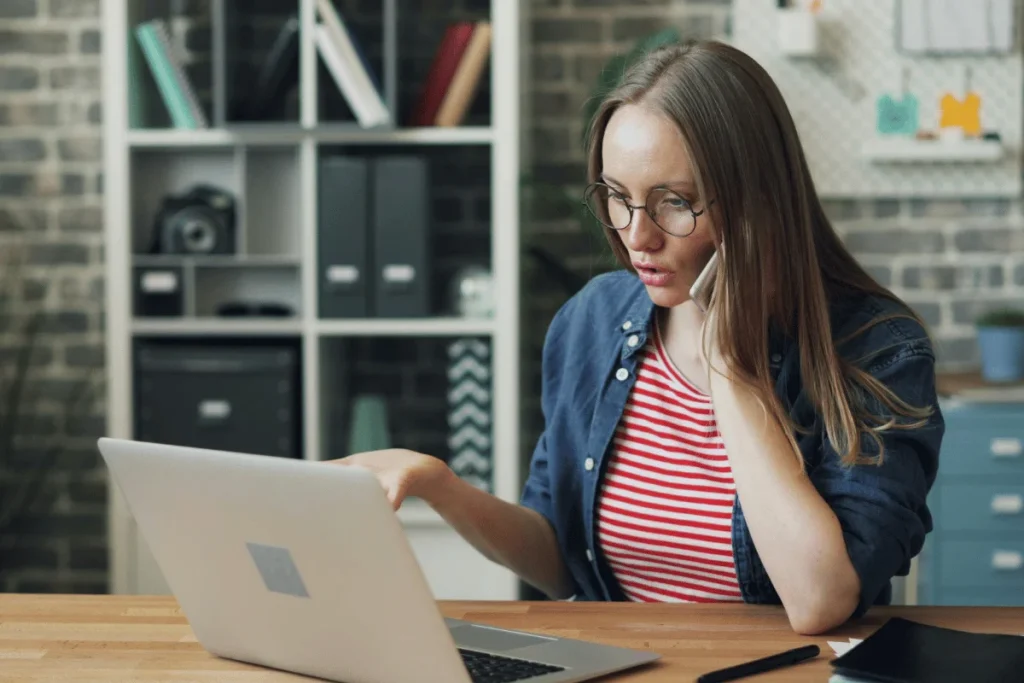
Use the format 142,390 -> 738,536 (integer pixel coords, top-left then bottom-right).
434,22 -> 491,127
315,0 -> 390,127
408,22 -> 476,127
133,19 -> 207,129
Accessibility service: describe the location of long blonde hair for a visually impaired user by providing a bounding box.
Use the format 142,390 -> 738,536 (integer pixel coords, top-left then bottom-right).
585,40 -> 932,468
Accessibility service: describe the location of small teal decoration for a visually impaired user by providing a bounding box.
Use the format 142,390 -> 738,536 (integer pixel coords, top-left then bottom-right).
347,394 -> 391,453
876,68 -> 919,136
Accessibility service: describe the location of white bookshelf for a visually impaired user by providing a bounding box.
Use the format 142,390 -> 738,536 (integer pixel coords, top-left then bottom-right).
102,0 -> 524,601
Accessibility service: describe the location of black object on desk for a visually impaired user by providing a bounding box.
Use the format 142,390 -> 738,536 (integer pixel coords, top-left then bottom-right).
697,644 -> 819,682
830,617 -> 1024,683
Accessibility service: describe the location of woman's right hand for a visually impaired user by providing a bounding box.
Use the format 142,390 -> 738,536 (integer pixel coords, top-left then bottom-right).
329,448 -> 452,510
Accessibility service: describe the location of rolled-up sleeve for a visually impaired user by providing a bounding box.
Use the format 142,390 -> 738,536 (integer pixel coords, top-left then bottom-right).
813,349 -> 943,618
519,294 -> 577,525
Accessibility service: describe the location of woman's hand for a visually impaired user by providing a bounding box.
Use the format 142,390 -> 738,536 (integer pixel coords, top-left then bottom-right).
329,449 -> 452,510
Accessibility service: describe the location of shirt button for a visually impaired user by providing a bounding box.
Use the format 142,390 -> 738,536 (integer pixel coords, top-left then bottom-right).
621,321 -> 632,331
771,353 -> 782,363
627,335 -> 639,348
586,549 -> 595,562
584,457 -> 595,471
615,367 -> 629,381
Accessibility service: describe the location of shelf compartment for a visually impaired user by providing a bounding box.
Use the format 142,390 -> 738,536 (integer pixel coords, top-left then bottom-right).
194,264 -> 302,318
222,1 -> 301,125
244,146 -> 302,257
319,335 -> 494,493
316,0 -> 388,125
316,143 -> 492,320
130,148 -> 241,255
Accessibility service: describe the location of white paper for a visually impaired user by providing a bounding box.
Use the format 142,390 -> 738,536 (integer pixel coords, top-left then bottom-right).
827,638 -> 863,657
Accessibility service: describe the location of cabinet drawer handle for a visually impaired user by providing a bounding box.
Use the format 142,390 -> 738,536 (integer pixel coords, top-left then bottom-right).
990,438 -> 1022,458
198,399 -> 231,422
992,494 -> 1024,515
992,550 -> 1023,571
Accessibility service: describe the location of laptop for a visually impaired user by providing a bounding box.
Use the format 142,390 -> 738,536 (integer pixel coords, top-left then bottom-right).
97,437 -> 660,683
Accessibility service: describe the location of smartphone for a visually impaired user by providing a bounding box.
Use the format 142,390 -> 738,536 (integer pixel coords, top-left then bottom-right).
689,251 -> 719,313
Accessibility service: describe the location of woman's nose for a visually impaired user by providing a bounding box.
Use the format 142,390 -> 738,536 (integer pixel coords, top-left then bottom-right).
622,208 -> 664,253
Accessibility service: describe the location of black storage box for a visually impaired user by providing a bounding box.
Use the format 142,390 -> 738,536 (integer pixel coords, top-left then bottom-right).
134,339 -> 301,458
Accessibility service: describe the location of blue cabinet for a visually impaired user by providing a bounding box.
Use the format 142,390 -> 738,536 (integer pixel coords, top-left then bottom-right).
918,399 -> 1024,606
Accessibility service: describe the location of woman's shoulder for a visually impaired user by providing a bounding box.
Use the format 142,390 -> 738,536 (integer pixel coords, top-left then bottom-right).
829,289 -> 936,366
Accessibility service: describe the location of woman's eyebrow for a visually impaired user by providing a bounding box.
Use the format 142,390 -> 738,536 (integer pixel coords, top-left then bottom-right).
600,173 -> 696,193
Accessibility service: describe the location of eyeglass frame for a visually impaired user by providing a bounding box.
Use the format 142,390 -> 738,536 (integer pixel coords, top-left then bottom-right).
581,181 -> 715,238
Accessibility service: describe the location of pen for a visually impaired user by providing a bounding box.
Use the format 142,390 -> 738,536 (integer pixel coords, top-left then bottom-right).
696,644 -> 820,683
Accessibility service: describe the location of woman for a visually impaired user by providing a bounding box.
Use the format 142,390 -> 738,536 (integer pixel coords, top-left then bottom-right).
333,40 -> 943,635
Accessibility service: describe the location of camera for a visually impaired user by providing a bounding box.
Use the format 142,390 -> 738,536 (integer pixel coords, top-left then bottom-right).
151,184 -> 236,255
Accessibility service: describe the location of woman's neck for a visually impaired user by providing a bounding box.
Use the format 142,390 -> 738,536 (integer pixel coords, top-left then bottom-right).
657,301 -> 711,395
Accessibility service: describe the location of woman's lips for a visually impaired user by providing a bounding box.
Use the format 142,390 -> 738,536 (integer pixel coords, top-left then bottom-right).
633,262 -> 673,287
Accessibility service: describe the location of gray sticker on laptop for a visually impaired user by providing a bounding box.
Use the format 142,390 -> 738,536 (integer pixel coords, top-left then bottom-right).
246,542 -> 310,598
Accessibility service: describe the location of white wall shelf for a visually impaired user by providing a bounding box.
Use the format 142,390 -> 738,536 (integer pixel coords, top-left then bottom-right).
104,0 -> 524,602
861,138 -> 1005,164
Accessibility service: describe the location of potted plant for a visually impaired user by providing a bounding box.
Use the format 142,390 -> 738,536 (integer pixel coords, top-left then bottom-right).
976,308 -> 1024,382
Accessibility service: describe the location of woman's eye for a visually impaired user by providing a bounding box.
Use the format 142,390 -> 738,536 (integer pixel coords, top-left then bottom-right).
661,196 -> 690,211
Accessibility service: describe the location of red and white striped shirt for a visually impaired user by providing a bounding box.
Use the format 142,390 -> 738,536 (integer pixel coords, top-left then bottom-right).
595,325 -> 743,603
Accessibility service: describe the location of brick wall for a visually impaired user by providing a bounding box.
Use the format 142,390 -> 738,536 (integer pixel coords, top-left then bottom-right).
1,0 -> 1021,593
0,0 -> 106,592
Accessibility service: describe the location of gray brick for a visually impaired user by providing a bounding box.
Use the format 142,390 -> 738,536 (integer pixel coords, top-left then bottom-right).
872,200 -> 902,218
12,513 -> 106,537
903,265 -> 1003,290
69,545 -> 108,571
935,335 -> 978,367
955,227 -> 1024,252
0,174 -> 34,197
0,544 -> 59,570
575,53 -> 615,86
50,0 -> 99,17
964,198 -> 1011,216
23,278 -> 49,301
28,243 -> 90,266
0,66 -> 39,91
533,90 -> 574,118
0,102 -> 59,126
530,125 -> 573,161
61,174 -> 86,196
58,206 -> 102,233
1013,263 -> 1024,286
185,26 -> 212,52
0,0 -> 36,18
910,199 -> 969,218
50,66 -> 100,91
534,18 -> 604,43
57,137 -> 101,162
952,297 -> 1024,326
532,54 -> 566,82
863,264 -> 891,286
42,311 -> 89,334
843,229 -> 944,254
823,200 -> 864,222
68,483 -> 106,505
65,344 -> 104,368
87,102 -> 101,124
0,30 -> 69,55
79,29 -> 101,55
613,16 -> 671,42
903,301 -> 942,328
0,207 -> 47,232
0,138 -> 46,162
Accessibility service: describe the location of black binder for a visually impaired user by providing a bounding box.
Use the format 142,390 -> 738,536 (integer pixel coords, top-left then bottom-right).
371,156 -> 430,317
318,155 -> 370,318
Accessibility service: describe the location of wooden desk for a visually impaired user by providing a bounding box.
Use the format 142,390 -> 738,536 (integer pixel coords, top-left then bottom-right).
0,594 -> 1022,681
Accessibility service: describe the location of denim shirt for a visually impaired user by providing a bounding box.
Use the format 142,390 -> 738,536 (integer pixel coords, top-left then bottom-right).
519,270 -> 943,617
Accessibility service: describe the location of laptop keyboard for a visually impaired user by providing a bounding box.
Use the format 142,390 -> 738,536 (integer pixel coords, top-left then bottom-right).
459,647 -> 566,682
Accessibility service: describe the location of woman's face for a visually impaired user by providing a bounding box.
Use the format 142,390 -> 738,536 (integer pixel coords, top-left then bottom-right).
600,103 -> 717,309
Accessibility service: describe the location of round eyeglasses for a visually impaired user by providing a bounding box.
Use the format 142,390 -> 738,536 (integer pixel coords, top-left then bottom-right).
582,182 -> 712,238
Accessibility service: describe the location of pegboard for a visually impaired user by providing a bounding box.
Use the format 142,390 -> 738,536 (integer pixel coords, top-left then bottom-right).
730,0 -> 1022,198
